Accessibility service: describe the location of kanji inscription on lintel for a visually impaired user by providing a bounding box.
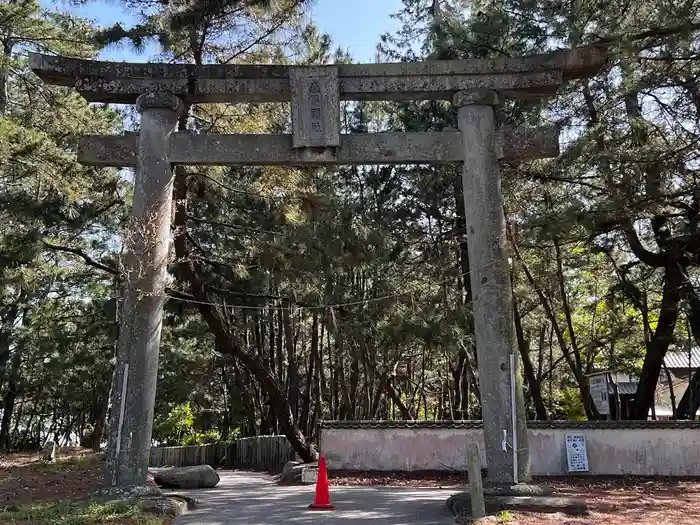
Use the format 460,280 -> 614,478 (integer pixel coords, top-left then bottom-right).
290,65 -> 340,148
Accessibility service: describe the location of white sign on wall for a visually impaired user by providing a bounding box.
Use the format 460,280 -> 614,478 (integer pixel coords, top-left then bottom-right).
565,433 -> 589,472
588,372 -> 610,415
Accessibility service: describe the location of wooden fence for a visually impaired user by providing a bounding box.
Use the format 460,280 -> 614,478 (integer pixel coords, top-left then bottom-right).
149,435 -> 296,472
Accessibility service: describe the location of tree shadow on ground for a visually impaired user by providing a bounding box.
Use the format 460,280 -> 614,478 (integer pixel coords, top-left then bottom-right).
173,471 -> 454,525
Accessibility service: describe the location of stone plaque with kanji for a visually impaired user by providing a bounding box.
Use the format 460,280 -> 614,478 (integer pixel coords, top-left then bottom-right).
290,66 -> 340,148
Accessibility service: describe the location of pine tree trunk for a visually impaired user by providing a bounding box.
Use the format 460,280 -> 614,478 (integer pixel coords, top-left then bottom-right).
385,373 -> 412,420
513,292 -> 548,420
674,276 -> 700,419
0,383 -> 16,451
283,304 -> 299,422
451,351 -> 467,419
300,311 -> 318,436
631,263 -> 682,419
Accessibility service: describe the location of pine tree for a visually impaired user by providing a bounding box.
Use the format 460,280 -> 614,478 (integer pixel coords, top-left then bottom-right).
0,0 -> 123,449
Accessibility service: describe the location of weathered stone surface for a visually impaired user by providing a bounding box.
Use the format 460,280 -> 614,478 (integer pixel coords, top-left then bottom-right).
483,483 -> 553,497
456,97 -> 530,484
29,46 -> 606,104
337,45 -> 606,79
277,459 -> 318,485
454,514 -> 499,525
76,78 -> 190,104
73,70 -> 562,103
192,78 -> 289,103
89,484 -> 163,502
452,90 -> 500,108
150,465 -> 220,489
290,66 -> 340,148
446,492 -> 589,517
80,132 -> 137,166
341,70 -> 562,102
87,486 -> 195,518
29,46 -> 605,85
169,493 -> 198,509
78,128 -> 559,167
41,440 -> 57,462
135,91 -> 184,113
137,495 -> 194,517
104,95 -> 181,488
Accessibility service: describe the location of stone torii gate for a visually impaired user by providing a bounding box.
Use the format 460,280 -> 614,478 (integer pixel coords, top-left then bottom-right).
30,46 -> 605,488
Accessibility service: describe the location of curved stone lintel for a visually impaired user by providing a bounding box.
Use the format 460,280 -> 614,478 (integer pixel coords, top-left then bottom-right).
28,45 -> 604,104
135,92 -> 185,115
29,45 -> 606,85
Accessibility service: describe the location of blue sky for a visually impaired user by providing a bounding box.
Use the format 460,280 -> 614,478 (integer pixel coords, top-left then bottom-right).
47,0 -> 405,63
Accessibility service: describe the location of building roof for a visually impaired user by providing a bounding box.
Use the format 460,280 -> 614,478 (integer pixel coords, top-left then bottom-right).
664,348 -> 700,369
610,382 -> 638,396
599,367 -> 696,417
654,372 -> 692,414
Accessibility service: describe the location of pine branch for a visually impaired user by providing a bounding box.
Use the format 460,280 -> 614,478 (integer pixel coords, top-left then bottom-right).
42,240 -> 119,276
41,240 -> 194,301
593,21 -> 700,47
619,221 -> 666,268
220,0 -> 305,63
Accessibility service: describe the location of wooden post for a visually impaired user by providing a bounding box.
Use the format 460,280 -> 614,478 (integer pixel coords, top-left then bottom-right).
467,442 -> 486,519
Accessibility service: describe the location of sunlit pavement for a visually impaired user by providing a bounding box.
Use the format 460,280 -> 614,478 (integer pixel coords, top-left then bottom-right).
172,470 -> 456,525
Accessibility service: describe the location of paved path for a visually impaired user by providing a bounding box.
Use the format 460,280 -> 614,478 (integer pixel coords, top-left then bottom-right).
173,471 -> 457,524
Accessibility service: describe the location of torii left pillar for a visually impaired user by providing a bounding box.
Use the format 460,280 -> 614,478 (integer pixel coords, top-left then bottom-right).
105,92 -> 183,487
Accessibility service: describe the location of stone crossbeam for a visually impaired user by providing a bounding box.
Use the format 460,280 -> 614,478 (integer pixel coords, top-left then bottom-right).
78,128 -> 559,167
29,46 -> 606,104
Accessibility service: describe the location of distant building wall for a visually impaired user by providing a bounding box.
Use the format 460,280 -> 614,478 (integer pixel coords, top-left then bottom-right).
319,420 -> 700,477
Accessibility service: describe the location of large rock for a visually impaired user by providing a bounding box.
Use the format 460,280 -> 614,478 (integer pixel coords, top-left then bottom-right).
138,495 -> 196,517
277,460 -> 318,485
150,465 -> 220,489
88,486 -> 197,518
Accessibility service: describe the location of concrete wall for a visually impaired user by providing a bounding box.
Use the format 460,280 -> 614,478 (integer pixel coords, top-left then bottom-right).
319,420 -> 700,477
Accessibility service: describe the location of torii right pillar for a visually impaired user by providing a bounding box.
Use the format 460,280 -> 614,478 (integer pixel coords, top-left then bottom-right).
454,90 -> 530,484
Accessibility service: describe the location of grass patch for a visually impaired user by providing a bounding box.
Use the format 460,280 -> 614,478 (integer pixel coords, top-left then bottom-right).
497,510 -> 513,523
32,454 -> 104,474
0,500 -> 168,525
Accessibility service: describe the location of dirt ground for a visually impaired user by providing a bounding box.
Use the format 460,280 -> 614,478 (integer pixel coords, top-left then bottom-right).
0,448 -> 105,505
532,477 -> 700,525
0,449 -> 168,524
329,471 -> 700,524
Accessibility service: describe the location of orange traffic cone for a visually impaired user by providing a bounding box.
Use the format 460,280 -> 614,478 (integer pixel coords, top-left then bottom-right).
308,456 -> 335,510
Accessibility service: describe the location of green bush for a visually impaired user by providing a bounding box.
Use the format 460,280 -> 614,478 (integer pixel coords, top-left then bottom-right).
183,429 -> 221,446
